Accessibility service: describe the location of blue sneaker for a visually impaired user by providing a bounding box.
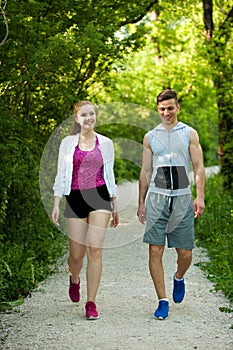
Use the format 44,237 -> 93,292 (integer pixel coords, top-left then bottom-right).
173,274 -> 185,303
154,300 -> 169,320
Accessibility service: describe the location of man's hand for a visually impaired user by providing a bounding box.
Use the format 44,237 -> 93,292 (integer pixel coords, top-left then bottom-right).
137,204 -> 146,224
194,197 -> 205,218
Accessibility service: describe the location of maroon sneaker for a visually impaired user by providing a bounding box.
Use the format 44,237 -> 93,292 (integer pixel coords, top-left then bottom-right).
85,301 -> 99,320
69,276 -> 80,302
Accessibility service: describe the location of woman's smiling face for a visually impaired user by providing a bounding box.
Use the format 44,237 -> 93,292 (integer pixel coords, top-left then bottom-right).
75,104 -> 96,131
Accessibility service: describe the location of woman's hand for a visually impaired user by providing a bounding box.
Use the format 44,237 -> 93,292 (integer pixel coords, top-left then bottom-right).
110,211 -> 119,228
51,196 -> 61,226
51,206 -> 60,226
110,197 -> 119,227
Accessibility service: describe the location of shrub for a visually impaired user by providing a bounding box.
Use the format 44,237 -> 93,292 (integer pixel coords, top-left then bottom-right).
194,173 -> 233,303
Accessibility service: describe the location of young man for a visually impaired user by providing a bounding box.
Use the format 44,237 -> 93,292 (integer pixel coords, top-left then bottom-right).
137,89 -> 205,320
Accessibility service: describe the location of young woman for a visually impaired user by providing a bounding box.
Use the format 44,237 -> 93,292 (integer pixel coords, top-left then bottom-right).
51,101 -> 119,320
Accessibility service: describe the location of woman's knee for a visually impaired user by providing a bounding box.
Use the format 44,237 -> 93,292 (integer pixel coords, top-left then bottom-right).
68,250 -> 85,264
87,246 -> 102,259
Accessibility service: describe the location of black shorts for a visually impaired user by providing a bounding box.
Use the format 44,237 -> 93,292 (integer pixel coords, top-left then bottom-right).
64,184 -> 112,219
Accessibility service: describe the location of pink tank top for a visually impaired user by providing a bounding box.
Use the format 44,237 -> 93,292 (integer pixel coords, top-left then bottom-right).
71,136 -> 106,190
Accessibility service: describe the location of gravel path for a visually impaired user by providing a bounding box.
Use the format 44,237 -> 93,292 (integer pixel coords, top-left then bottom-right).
1,178 -> 232,350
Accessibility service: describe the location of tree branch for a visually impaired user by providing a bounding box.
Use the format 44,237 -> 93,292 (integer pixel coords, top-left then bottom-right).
120,0 -> 158,26
218,6 -> 233,40
215,1 -> 228,16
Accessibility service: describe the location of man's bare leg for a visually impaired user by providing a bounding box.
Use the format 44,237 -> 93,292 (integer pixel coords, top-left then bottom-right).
149,244 -> 166,299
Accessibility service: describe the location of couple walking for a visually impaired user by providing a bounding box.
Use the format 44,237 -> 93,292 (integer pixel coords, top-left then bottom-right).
51,89 -> 205,320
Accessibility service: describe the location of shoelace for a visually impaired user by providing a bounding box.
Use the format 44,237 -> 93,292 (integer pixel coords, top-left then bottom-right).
88,304 -> 96,312
176,281 -> 184,291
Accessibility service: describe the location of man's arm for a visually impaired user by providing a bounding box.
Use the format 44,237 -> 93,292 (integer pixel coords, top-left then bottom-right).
189,128 -> 205,218
137,133 -> 153,224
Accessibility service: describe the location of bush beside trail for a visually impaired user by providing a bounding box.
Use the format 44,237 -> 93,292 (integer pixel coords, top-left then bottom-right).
194,173 -> 233,305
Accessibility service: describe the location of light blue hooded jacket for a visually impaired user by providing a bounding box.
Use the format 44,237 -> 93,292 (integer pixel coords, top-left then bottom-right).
148,122 -> 191,196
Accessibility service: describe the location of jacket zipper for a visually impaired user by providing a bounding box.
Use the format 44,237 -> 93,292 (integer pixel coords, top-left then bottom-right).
168,131 -> 173,191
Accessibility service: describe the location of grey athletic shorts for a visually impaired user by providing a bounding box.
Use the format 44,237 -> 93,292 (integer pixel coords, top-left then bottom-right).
143,193 -> 195,249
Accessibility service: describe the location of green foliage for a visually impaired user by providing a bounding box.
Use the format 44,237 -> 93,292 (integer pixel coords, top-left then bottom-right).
194,174 -> 233,303
1,0 -> 156,129
0,112 -> 67,311
0,0 -> 232,311
92,0 -> 232,176
0,0 -> 157,309
91,8 -> 219,167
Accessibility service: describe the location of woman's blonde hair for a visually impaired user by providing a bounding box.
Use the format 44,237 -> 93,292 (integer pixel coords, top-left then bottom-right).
70,100 -> 95,135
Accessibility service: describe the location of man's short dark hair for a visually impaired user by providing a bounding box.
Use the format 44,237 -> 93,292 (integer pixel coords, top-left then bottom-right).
157,89 -> 178,105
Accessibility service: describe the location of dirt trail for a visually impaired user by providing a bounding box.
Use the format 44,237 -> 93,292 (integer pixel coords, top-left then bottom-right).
1,178 -> 232,350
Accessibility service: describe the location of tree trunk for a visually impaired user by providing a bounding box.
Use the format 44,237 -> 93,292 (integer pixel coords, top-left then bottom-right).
202,1 -> 233,189
214,67 -> 233,189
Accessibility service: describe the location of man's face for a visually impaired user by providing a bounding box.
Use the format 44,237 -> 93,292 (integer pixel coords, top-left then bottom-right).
157,98 -> 180,126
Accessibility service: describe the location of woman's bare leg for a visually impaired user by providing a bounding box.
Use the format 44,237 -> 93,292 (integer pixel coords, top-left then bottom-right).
85,210 -> 111,302
66,218 -> 88,283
